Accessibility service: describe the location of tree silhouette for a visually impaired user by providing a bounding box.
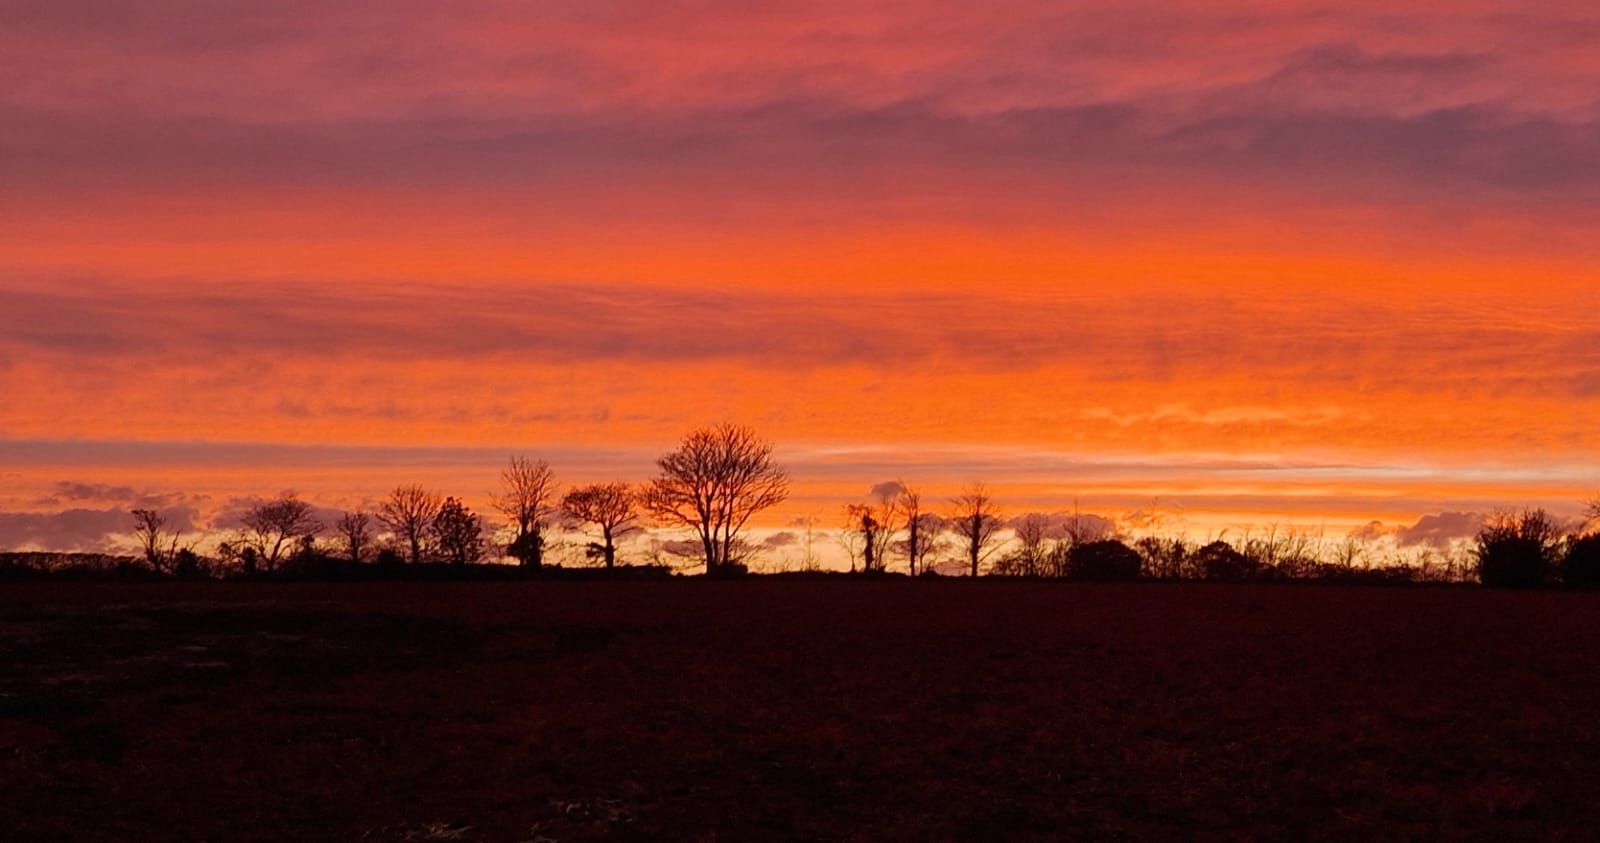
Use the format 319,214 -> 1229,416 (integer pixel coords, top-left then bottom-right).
241,494 -> 322,573
496,456 -> 557,569
843,483 -> 901,573
1008,513 -> 1053,576
894,485 -> 939,576
642,424 -> 788,575
336,509 -> 373,564
949,483 -> 1002,577
432,497 -> 484,566
563,482 -> 639,569
842,505 -> 879,573
130,508 -> 171,574
379,484 -> 442,565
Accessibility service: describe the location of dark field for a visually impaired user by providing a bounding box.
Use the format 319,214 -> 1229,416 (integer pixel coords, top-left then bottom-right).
5,581 -> 1600,841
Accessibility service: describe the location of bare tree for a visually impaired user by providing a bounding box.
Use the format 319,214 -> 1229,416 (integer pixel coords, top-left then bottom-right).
796,513 -> 824,571
131,508 -> 170,573
843,482 -> 901,573
1011,513 -> 1053,576
1327,534 -> 1372,572
949,483 -> 1003,577
496,456 -> 557,569
379,484 -> 442,564
1586,497 -> 1600,530
432,497 -> 484,566
241,494 -> 323,573
337,509 -> 373,563
563,482 -> 640,569
1240,524 -> 1319,578
898,486 -> 922,575
840,505 -> 875,572
894,486 -> 941,576
642,424 -> 788,574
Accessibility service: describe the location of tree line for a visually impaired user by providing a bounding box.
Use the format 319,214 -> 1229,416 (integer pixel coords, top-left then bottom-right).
8,424 -> 1600,587
120,423 -> 787,578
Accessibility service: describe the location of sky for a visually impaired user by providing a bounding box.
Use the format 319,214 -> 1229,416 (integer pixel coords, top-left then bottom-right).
2,1 -> 1598,562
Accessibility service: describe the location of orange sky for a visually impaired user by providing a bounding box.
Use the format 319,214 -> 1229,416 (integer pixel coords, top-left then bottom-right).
2,1 -> 1598,559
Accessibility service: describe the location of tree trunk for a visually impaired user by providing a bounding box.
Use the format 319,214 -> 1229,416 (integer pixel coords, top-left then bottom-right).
702,533 -> 717,575
969,515 -> 981,577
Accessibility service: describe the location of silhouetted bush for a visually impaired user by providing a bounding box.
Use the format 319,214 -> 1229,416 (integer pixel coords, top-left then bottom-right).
1477,537 -> 1550,587
1194,541 -> 1257,582
0,561 -> 46,581
0,553 -> 160,580
276,553 -> 361,579
1067,540 -> 1143,581
1133,536 -> 1191,579
1240,528 -> 1318,579
1476,510 -> 1562,588
1563,533 -> 1600,589
172,548 -> 205,579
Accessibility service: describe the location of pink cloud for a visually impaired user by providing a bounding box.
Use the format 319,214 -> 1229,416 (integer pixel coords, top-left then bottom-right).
3,2 -> 1599,208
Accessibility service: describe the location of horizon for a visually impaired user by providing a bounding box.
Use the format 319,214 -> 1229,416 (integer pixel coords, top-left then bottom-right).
0,435 -> 1589,571
4,2 -> 1598,559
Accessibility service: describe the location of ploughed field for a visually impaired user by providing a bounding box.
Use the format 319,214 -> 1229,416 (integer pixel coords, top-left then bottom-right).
4,580 -> 1600,841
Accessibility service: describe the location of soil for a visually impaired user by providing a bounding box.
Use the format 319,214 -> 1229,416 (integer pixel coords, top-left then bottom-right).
4,580 -> 1600,841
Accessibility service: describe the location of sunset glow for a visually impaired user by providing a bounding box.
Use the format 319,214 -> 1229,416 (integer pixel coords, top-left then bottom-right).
4,1 -> 1598,558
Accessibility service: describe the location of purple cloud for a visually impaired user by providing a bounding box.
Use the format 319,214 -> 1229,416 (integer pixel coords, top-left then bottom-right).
1395,511 -> 1485,549
0,504 -> 199,553
867,480 -> 906,499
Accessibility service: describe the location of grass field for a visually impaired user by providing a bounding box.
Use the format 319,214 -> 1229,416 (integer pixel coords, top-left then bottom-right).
4,580 -> 1600,841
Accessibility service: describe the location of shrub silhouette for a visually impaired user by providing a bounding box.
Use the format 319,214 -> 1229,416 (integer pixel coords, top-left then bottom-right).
172,548 -> 204,579
1477,536 -> 1550,587
1194,541 -> 1256,582
1067,540 -> 1143,581
1563,533 -> 1600,589
1133,536 -> 1191,580
1475,510 -> 1562,588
